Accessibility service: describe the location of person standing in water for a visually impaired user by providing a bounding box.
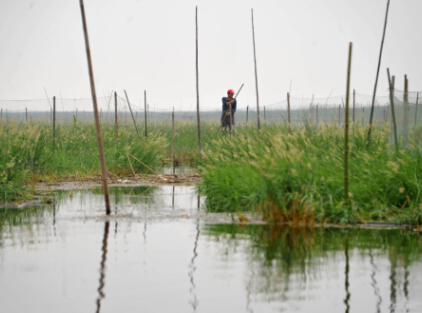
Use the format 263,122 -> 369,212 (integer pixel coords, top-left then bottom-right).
221,89 -> 237,133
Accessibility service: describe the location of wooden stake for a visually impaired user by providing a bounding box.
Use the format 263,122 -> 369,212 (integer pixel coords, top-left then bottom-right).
79,0 -> 111,215
246,106 -> 249,123
124,90 -> 142,142
344,43 -> 352,203
403,74 -> 409,145
53,96 -> 56,150
114,92 -> 118,147
144,90 -> 148,137
251,9 -> 261,133
387,68 -> 398,149
172,107 -> 175,175
353,89 -> 355,122
195,7 -> 202,153
367,0 -> 391,147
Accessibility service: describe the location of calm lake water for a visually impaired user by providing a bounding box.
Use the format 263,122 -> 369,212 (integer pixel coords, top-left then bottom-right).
0,185 -> 421,313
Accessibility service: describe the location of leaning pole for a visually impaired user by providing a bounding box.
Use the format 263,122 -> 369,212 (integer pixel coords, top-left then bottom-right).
79,0 -> 111,215
251,9 -> 261,133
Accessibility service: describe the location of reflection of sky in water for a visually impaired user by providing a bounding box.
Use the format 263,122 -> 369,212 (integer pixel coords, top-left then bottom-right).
0,187 -> 421,313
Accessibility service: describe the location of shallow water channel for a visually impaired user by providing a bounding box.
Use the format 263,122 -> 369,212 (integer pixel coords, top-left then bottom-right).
1,185 -> 422,313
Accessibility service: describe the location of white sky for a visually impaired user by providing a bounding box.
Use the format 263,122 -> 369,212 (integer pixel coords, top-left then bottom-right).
0,0 -> 421,111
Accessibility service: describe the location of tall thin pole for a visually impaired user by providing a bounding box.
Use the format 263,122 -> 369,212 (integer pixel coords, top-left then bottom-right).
53,96 -> 56,150
172,107 -> 175,175
246,106 -> 249,123
415,93 -> 419,127
79,0 -> 111,215
124,90 -> 142,142
26,108 -> 28,122
344,43 -> 352,203
195,7 -> 202,153
114,92 -> 118,147
353,89 -> 355,122
387,68 -> 398,149
316,104 -> 319,128
251,9 -> 261,132
403,75 -> 409,146
367,0 -> 391,146
144,90 -> 148,137
287,92 -> 291,125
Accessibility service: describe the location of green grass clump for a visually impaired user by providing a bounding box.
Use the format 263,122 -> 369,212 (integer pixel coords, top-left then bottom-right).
199,121 -> 422,224
0,119 -> 167,202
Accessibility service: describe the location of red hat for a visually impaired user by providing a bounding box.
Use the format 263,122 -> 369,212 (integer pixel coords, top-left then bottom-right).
227,89 -> 235,94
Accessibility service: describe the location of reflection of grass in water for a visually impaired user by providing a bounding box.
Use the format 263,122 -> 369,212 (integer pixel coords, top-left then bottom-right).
205,224 -> 422,298
54,186 -> 159,205
0,206 -> 55,248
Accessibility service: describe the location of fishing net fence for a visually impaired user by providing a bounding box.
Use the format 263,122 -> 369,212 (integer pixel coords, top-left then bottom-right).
0,90 -> 420,144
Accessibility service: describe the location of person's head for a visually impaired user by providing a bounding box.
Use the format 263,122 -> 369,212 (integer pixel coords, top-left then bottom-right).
227,89 -> 234,99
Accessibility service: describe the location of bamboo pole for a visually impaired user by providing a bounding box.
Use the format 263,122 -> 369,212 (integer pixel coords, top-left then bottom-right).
251,9 -> 261,133
172,107 -> 175,175
79,0 -> 111,215
53,96 -> 56,150
114,92 -> 118,147
387,68 -> 398,149
195,7 -> 202,153
367,0 -> 391,147
344,43 -> 352,203
246,106 -> 249,123
415,93 -> 419,126
403,75 -> 409,146
124,90 -> 142,142
287,92 -> 291,125
144,90 -> 148,137
353,89 -> 355,122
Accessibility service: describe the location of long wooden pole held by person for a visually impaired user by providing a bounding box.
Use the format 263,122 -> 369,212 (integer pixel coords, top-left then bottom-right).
344,43 -> 352,203
195,7 -> 202,153
366,0 -> 391,147
387,68 -> 398,149
144,90 -> 148,137
79,0 -> 111,215
251,9 -> 261,133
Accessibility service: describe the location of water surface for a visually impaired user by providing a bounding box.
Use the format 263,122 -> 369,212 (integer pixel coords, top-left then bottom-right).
0,186 -> 421,313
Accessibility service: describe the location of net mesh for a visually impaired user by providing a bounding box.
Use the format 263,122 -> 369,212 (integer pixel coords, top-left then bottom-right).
0,91 -> 420,149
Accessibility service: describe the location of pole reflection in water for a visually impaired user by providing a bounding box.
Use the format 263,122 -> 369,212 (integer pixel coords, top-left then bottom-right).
114,189 -> 118,238
389,248 -> 397,313
96,221 -> 110,313
188,194 -> 201,311
172,185 -> 175,210
369,249 -> 382,313
344,237 -> 350,313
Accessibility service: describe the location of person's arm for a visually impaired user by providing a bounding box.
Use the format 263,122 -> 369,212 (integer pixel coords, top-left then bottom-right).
222,97 -> 227,110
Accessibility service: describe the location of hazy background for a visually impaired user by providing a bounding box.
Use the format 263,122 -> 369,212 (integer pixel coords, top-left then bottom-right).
0,0 -> 421,111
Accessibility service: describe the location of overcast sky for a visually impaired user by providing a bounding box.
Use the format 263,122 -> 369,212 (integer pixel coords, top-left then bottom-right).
0,0 -> 421,111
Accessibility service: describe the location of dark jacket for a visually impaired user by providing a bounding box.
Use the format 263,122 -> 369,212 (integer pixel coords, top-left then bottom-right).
222,97 -> 237,113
